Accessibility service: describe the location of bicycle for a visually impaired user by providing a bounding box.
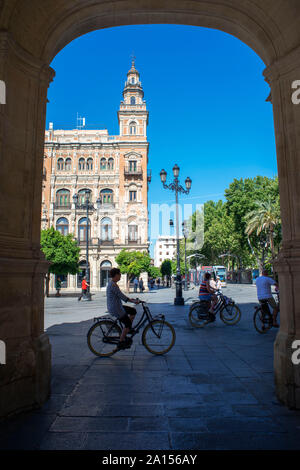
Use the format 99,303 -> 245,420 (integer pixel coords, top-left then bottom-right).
87,300 -> 176,356
188,291 -> 241,328
253,292 -> 280,334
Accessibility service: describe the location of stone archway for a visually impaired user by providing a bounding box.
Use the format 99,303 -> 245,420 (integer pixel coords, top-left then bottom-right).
1,1 -> 300,417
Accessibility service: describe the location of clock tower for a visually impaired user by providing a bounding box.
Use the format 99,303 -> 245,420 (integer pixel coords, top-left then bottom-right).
118,58 -> 149,137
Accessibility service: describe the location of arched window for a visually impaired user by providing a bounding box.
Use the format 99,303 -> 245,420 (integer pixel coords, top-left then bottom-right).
65,158 -> 71,171
78,188 -> 91,205
100,189 -> 113,204
86,158 -> 93,170
56,189 -> 70,207
57,158 -> 64,170
129,121 -> 136,135
130,96 -> 136,105
78,217 -> 91,242
56,217 -> 69,236
131,77 -> 135,84
107,158 -> 114,170
79,158 -> 85,170
100,260 -> 112,288
129,185 -> 137,202
101,217 -> 112,241
100,158 -> 107,170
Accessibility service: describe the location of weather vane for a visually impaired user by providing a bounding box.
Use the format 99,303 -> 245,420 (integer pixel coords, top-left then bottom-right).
130,52 -> 136,66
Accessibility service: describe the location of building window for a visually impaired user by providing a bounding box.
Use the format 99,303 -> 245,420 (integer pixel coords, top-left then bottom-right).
77,188 -> 92,205
100,188 -> 113,204
100,158 -> 107,170
56,189 -> 70,207
128,225 -> 138,241
57,158 -> 64,170
129,160 -> 137,172
129,190 -> 137,202
101,217 -> 112,241
78,217 -> 91,242
129,121 -> 136,135
108,158 -> 114,170
56,217 -> 69,236
86,158 -> 93,170
130,96 -> 136,105
65,158 -> 71,171
131,77 -> 135,84
79,158 -> 85,170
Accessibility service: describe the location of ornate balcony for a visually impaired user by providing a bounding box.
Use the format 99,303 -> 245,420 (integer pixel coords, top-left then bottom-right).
54,203 -> 71,210
125,237 -> 142,245
99,238 -> 114,246
124,167 -> 143,178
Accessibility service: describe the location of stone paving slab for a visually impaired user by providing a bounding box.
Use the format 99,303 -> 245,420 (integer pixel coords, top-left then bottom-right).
1,285 -> 300,450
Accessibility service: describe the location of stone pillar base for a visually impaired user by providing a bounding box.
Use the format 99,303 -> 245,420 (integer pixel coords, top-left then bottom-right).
0,333 -> 51,418
274,330 -> 300,409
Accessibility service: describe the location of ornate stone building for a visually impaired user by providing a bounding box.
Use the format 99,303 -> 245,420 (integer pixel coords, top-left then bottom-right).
42,59 -> 151,291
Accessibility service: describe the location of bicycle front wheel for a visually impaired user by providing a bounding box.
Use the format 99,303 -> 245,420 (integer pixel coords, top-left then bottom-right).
220,303 -> 241,325
87,320 -> 122,357
253,308 -> 272,334
142,320 -> 176,355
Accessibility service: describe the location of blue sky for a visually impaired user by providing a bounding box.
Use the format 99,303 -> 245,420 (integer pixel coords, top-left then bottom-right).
46,24 -> 278,255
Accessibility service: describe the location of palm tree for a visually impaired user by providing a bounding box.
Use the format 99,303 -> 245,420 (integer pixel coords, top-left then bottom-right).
245,199 -> 281,259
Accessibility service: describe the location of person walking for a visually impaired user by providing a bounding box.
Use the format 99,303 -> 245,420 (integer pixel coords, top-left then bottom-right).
139,277 -> 144,293
78,276 -> 89,301
133,277 -> 138,293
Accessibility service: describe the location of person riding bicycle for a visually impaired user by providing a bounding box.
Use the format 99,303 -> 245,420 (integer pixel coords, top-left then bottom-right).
199,272 -> 218,320
106,267 -> 140,349
255,268 -> 279,327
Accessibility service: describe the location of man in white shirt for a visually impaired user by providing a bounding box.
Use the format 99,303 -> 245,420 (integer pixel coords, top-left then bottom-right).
255,269 -> 279,327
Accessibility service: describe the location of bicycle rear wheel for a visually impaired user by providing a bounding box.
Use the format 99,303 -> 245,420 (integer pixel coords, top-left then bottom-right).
87,319 -> 122,356
220,303 -> 241,325
188,303 -> 210,328
142,320 -> 175,355
253,308 -> 272,334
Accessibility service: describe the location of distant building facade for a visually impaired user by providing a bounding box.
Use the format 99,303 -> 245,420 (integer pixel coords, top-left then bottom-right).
154,235 -> 183,267
42,60 -> 151,291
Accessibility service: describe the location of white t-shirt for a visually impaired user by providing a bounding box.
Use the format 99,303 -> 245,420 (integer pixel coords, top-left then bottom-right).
255,275 -> 276,300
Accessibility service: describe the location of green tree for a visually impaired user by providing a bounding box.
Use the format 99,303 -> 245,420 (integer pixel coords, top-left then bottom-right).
161,259 -> 172,286
41,227 -> 80,296
148,266 -> 161,279
245,198 -> 281,272
115,249 -> 151,289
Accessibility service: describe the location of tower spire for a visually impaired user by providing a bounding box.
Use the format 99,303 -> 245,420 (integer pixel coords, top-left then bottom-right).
130,52 -> 136,69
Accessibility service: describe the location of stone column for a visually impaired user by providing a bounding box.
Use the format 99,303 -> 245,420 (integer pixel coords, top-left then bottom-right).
264,48 -> 300,409
0,32 -> 55,417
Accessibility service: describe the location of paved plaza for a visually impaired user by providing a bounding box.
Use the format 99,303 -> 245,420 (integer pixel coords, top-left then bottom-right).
1,284 -> 300,450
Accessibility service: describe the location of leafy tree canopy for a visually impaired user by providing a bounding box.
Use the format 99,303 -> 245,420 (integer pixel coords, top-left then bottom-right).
41,227 -> 80,275
115,249 -> 151,277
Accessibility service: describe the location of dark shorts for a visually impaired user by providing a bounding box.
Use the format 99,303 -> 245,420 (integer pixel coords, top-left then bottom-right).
120,306 -> 137,328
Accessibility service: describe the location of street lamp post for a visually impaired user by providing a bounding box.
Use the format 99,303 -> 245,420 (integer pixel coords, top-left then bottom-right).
73,189 -> 93,301
182,221 -> 189,291
160,165 -> 192,305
